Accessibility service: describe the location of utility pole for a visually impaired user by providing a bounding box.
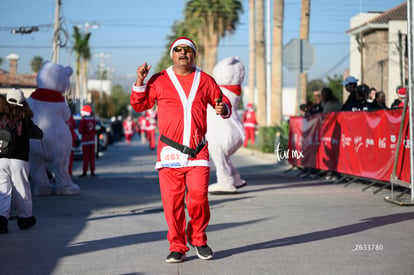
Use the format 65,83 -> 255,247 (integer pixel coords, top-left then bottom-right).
248,0 -> 256,106
357,32 -> 365,83
256,0 -> 267,127
272,0 -> 284,125
398,30 -> 404,86
51,0 -> 61,63
299,0 -> 310,107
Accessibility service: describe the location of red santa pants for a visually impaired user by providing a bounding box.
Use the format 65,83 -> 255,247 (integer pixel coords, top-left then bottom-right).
159,166 -> 210,253
244,127 -> 256,147
125,133 -> 133,143
82,144 -> 95,173
147,129 -> 156,150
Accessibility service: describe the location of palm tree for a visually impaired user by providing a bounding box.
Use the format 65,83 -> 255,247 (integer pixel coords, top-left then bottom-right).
255,0 -> 266,126
30,56 -> 44,73
184,0 -> 243,74
72,26 -> 91,108
81,44 -> 91,103
271,0 -> 284,125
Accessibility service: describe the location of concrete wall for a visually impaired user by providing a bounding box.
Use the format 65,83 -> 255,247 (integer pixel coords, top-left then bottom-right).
349,13 -> 380,82
388,20 -> 407,106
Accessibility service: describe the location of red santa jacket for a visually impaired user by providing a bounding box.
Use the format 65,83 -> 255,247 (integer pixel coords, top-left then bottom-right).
123,118 -> 135,135
243,110 -> 257,128
78,116 -> 96,145
131,66 -> 232,169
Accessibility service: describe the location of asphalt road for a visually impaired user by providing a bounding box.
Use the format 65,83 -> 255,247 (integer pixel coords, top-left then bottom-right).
1,135 -> 414,275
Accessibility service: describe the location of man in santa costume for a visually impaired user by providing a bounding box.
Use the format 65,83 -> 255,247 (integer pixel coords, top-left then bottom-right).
122,115 -> 135,144
78,105 -> 97,177
145,109 -> 157,150
206,56 -> 247,194
130,37 -> 231,263
243,102 -> 258,147
138,114 -> 147,143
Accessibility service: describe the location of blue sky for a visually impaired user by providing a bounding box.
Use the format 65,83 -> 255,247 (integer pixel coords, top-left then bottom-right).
0,0 -> 406,87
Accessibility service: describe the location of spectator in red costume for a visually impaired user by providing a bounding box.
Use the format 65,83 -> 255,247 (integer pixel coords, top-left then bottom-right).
145,109 -> 157,150
397,87 -> 406,108
78,105 -> 96,177
242,103 -> 257,147
123,115 -> 136,144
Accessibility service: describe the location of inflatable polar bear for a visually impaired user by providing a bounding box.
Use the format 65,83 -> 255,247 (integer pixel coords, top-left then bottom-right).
28,61 -> 80,196
206,56 -> 247,194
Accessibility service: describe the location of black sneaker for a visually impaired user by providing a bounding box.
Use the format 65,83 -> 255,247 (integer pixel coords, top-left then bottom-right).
193,245 -> 214,260
17,216 -> 36,230
165,252 -> 186,263
0,216 -> 8,234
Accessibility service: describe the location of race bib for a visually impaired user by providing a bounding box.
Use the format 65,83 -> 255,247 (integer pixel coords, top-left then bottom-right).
160,146 -> 189,168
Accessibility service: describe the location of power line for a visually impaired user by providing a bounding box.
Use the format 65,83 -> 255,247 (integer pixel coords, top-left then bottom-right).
317,51 -> 352,79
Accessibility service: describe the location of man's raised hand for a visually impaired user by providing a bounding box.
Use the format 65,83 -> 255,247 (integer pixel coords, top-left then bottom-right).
135,63 -> 152,86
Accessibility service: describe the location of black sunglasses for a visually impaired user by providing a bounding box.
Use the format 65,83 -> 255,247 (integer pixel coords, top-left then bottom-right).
173,46 -> 194,53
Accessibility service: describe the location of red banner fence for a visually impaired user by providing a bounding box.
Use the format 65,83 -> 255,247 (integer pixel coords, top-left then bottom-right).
288,109 -> 410,186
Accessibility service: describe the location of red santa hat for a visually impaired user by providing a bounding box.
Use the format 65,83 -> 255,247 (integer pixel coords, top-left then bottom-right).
169,37 -> 197,58
247,103 -> 253,109
81,105 -> 92,116
398,87 -> 406,98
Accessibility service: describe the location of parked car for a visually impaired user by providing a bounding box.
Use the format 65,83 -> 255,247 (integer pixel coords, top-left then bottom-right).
96,119 -> 113,149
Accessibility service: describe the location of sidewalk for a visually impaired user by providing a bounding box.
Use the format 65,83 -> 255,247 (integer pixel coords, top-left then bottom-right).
1,138 -> 414,275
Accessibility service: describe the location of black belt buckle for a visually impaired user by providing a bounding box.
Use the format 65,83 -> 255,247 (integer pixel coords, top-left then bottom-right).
182,146 -> 196,158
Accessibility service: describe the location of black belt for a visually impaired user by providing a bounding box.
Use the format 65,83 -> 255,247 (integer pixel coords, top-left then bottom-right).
160,134 -> 206,158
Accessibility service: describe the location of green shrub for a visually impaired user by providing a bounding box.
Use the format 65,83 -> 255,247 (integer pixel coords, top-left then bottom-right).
275,121 -> 290,150
257,121 -> 290,153
258,126 -> 277,153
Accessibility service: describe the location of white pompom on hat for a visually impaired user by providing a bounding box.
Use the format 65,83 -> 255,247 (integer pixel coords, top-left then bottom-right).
7,88 -> 25,106
169,37 -> 197,58
212,56 -> 245,86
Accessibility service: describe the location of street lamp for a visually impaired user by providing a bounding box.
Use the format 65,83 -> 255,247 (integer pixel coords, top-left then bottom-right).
76,22 -> 99,112
77,22 -> 100,33
94,52 -> 110,94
